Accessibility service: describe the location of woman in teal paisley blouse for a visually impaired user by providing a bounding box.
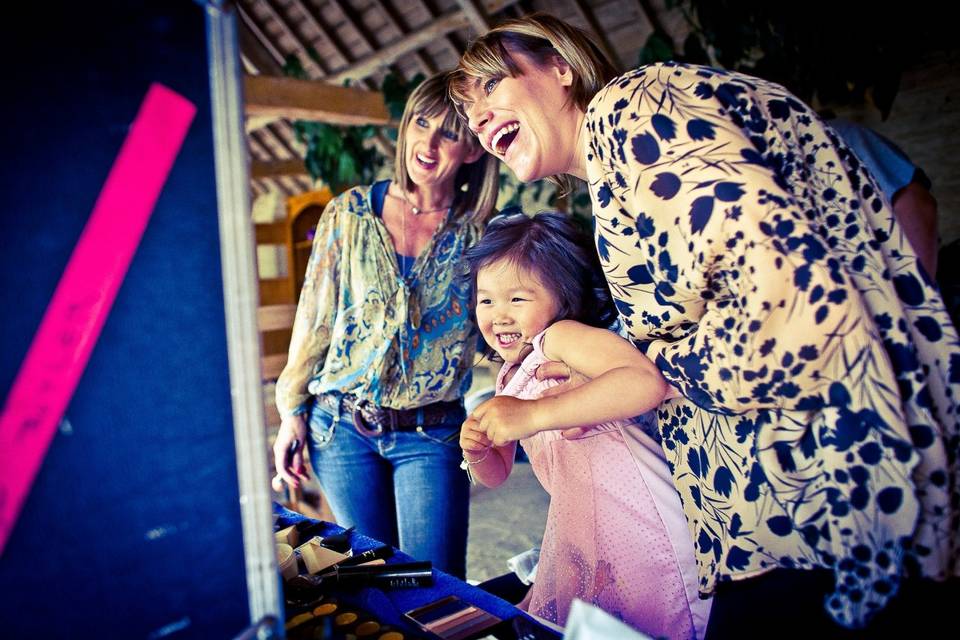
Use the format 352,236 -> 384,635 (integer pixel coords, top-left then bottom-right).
273,73 -> 498,578
451,13 -> 958,634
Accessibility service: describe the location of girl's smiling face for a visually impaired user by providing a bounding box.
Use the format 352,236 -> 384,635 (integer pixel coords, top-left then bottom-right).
475,257 -> 560,364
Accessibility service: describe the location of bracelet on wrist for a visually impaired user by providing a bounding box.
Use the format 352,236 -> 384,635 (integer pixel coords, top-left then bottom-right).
459,448 -> 490,470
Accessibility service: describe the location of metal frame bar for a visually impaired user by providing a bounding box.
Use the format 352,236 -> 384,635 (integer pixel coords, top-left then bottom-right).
204,1 -> 282,635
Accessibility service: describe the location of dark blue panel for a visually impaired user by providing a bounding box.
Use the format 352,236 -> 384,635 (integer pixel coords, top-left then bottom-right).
0,2 -> 250,637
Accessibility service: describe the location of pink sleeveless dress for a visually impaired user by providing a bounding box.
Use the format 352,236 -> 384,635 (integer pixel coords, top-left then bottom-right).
497,331 -> 710,639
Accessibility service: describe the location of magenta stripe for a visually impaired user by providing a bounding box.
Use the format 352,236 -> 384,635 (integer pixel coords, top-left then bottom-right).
0,84 -> 196,554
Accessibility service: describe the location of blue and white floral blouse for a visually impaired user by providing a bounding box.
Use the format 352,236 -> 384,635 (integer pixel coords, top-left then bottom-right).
584,62 -> 959,628
276,185 -> 481,417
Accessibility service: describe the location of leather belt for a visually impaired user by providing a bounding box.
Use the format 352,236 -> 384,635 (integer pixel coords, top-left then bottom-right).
316,393 -> 462,436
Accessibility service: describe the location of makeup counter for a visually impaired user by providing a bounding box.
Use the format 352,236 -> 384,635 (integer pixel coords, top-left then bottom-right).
273,504 -> 560,640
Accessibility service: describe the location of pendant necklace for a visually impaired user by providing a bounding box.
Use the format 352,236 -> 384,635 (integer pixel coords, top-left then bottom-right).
396,191 -> 451,331
388,187 -> 454,217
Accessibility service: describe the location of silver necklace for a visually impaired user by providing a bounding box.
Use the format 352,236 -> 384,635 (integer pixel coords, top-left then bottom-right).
389,189 -> 453,216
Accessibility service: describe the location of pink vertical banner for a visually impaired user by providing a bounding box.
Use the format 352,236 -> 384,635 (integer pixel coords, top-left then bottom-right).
0,83 -> 196,555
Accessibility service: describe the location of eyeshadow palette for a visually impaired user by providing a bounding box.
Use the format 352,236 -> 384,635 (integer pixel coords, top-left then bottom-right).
404,595 -> 502,640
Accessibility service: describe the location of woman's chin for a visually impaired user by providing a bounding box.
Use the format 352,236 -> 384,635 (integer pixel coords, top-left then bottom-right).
505,159 -> 543,184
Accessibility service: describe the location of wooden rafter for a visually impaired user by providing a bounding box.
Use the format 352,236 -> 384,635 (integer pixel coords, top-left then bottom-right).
252,158 -> 308,179
237,15 -> 285,75
328,11 -> 471,84
282,2 -> 399,157
337,0 -> 437,76
568,0 -> 624,70
370,0 -> 461,64
242,2 -> 395,157
287,0 -> 380,91
237,3 -> 286,68
632,0 -> 668,36
238,5 -> 310,194
249,132 -> 297,196
257,0 -> 327,77
453,0 -> 491,35
288,0 -> 350,70
244,75 -> 391,125
264,122 -> 302,158
262,123 -> 313,192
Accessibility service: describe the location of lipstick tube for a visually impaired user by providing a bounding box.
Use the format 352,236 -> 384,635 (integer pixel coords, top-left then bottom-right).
332,561 -> 434,589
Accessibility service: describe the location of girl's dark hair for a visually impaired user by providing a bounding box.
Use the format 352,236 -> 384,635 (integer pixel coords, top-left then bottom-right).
464,211 -> 617,359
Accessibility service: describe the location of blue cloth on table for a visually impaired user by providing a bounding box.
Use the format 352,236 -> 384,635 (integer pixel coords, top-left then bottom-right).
273,503 -> 558,637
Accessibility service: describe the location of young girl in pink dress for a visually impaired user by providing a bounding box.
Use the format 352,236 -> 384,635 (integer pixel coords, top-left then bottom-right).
460,212 -> 710,639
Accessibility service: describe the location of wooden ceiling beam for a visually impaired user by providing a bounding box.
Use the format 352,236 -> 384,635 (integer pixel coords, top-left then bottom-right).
632,0 -> 668,36
248,132 -> 272,160
569,0 -> 624,70
258,0 -> 327,77
415,2 -> 464,62
484,0 -> 525,13
286,0 -> 386,96
282,0 -> 397,159
249,131 -> 297,197
327,10 -> 470,85
244,75 -> 391,125
251,158 -> 308,179
237,3 -> 287,68
408,0 -> 523,64
453,0 -> 491,35
339,0 -> 437,77
237,15 -> 285,75
264,122 -> 302,158
369,0 -> 461,65
288,0 -> 350,70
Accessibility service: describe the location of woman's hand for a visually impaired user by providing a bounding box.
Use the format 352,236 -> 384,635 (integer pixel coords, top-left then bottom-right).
272,414 -> 309,490
534,360 -> 591,393
472,396 -> 543,447
534,361 -> 593,439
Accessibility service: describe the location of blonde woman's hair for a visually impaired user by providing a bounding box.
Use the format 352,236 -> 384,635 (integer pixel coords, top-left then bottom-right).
449,12 -> 617,112
394,72 -> 499,224
448,13 -> 617,192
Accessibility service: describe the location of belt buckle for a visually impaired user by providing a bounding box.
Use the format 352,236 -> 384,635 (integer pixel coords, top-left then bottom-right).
352,399 -> 392,437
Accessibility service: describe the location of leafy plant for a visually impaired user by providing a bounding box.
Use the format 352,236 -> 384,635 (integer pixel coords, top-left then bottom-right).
292,119 -> 381,193
637,30 -> 676,67
281,53 -> 423,192
382,72 -> 425,141
496,167 -> 554,212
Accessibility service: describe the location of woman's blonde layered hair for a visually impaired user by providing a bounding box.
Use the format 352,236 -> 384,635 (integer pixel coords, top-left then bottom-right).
448,13 -> 618,190
449,12 -> 616,112
395,72 -> 499,224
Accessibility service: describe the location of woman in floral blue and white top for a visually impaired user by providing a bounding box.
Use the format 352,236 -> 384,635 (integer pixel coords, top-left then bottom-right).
451,12 -> 958,635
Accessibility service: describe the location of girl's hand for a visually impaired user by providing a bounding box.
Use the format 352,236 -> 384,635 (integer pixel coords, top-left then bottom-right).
460,415 -> 493,459
472,396 -> 542,447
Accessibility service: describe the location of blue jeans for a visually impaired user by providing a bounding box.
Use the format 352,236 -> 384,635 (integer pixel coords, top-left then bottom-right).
306,397 -> 470,578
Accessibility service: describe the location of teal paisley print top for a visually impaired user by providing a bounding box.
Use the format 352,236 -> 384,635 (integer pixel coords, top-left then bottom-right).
276,184 -> 481,416
584,63 -> 959,628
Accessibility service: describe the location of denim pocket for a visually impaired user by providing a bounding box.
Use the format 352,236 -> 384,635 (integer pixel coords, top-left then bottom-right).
307,402 -> 339,450
414,422 -> 462,448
